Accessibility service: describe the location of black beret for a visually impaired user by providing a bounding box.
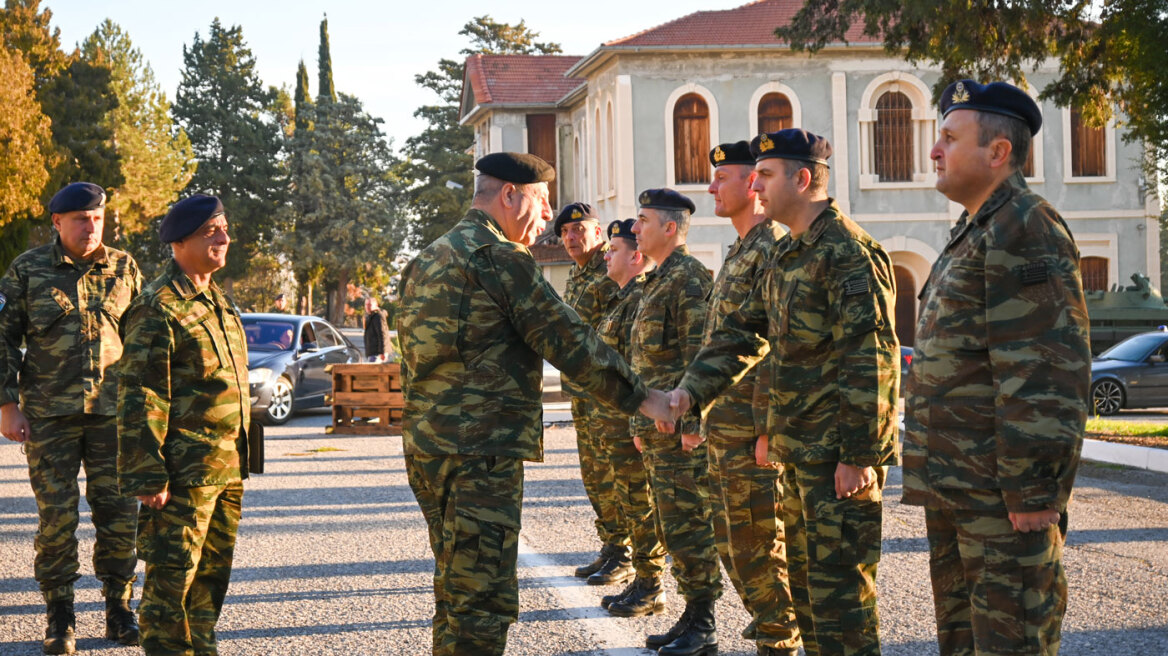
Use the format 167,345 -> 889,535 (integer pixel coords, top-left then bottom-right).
607,218 -> 636,244
553,202 -> 599,237
48,182 -> 105,214
474,152 -> 555,184
159,194 -> 225,243
638,188 -> 696,214
750,129 -> 832,167
710,141 -> 755,167
940,79 -> 1042,136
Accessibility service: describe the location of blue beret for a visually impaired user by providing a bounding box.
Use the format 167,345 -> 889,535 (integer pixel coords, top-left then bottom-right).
607,218 -> 636,244
750,129 -> 832,167
48,182 -> 105,214
160,194 -> 225,243
553,202 -> 599,237
940,79 -> 1042,136
638,188 -> 696,214
475,152 -> 555,184
710,141 -> 755,167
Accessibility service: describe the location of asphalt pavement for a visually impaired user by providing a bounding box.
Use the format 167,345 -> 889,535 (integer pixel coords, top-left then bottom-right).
1,413 -> 1166,655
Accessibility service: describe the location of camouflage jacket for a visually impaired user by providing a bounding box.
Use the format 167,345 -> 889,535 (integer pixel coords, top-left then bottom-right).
398,209 -> 648,461
117,259 -> 251,496
594,275 -> 646,436
629,246 -> 712,438
561,245 -> 619,397
0,239 -> 141,418
680,201 -> 900,466
902,172 -> 1090,513
701,219 -> 784,442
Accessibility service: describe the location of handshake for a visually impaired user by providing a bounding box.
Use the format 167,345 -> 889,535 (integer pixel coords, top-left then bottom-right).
638,388 -> 694,434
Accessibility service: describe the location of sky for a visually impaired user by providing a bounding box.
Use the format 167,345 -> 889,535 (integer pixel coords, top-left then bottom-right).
44,0 -> 751,148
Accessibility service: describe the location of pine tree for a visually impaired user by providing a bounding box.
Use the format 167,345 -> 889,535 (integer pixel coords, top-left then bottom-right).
401,16 -> 561,249
0,47 -> 53,269
173,18 -> 285,284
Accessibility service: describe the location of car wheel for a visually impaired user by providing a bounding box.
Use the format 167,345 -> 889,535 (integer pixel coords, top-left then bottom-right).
1091,379 -> 1124,416
264,376 -> 295,425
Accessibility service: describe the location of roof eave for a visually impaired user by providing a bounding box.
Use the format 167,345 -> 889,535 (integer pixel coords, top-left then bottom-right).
566,41 -> 885,78
460,102 -> 566,126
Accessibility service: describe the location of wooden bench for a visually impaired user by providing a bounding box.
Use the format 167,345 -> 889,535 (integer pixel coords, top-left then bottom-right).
326,362 -> 404,435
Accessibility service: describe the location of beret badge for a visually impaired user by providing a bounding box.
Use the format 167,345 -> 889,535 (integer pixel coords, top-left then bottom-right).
570,209 -> 583,220
951,81 -> 970,104
713,146 -> 726,163
758,133 -> 775,153
639,191 -> 651,205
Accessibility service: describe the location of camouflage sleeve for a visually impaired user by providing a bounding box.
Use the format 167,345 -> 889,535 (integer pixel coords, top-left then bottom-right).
0,261 -> 27,408
986,210 -> 1090,513
475,244 -> 648,414
680,279 -> 770,413
117,300 -> 173,496
751,351 -> 771,436
677,277 -> 711,435
829,242 -> 899,467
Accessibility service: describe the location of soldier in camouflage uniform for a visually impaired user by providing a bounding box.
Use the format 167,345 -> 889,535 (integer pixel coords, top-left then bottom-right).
118,194 -> 253,656
397,153 -> 666,656
903,80 -> 1091,656
594,219 -> 669,616
625,188 -> 722,656
552,202 -> 631,585
662,130 -> 900,656
0,182 -> 141,655
702,141 -> 800,656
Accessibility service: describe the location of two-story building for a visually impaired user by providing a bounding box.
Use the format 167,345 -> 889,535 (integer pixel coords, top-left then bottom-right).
459,0 -> 1162,346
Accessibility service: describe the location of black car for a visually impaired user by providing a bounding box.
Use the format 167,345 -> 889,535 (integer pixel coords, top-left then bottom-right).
243,313 -> 361,425
1090,329 -> 1168,415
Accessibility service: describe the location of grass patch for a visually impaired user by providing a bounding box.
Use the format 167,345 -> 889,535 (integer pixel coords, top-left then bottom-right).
306,446 -> 346,453
1085,418 -> 1168,449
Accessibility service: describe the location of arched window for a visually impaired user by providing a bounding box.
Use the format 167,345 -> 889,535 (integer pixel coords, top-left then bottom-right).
573,136 -> 581,202
757,92 -> 792,133
673,93 -> 710,185
595,107 -> 603,196
1071,108 -> 1106,177
1081,256 -> 1108,291
606,101 -> 615,193
874,91 -> 913,182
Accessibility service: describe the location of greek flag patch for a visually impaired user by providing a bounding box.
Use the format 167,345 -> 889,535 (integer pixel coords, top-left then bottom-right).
1020,261 -> 1048,285
843,276 -> 870,297
0,291 -> 6,313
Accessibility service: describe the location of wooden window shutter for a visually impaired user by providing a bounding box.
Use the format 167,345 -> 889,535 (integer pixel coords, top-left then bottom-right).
1080,256 -> 1108,292
874,91 -> 913,182
757,92 -> 793,134
1071,108 -> 1105,177
674,93 -> 710,185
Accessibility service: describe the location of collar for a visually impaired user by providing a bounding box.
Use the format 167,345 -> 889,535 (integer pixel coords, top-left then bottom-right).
648,244 -> 691,280
51,238 -> 108,269
969,170 -> 1027,227
165,258 -> 217,302
466,208 -> 513,246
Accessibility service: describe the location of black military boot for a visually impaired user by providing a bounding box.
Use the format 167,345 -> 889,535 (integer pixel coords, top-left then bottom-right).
757,645 -> 798,656
105,597 -> 140,646
606,576 -> 665,617
601,577 -> 638,610
644,602 -> 693,648
587,545 -> 633,585
658,598 -> 717,656
574,543 -> 619,578
42,600 -> 76,655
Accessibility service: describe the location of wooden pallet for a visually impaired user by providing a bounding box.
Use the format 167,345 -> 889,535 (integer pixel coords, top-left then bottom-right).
326,362 -> 404,435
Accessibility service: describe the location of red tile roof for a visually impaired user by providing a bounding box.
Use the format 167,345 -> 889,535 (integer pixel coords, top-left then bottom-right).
464,54 -> 585,106
605,0 -> 875,47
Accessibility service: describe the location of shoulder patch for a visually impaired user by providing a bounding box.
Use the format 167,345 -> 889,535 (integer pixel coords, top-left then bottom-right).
0,291 -> 6,313
1020,261 -> 1048,286
843,275 -> 870,297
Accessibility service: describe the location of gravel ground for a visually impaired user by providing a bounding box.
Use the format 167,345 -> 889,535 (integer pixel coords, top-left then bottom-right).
2,414 -> 1166,655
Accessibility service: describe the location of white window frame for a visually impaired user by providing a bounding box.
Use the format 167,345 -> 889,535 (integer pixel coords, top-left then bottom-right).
1062,108 -> 1117,184
858,72 -> 936,190
664,83 -> 719,192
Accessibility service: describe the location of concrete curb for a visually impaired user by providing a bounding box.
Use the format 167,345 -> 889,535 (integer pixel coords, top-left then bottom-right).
1082,437 -> 1168,474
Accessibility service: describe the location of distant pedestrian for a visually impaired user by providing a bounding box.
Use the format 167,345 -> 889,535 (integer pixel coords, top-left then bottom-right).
270,293 -> 289,313
902,79 -> 1091,656
363,296 -> 392,362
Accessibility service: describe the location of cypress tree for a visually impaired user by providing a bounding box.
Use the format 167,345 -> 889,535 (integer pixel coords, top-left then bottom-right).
317,16 -> 336,104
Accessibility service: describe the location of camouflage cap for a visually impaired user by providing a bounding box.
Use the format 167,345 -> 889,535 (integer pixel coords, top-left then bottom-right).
940,79 -> 1042,135
48,182 -> 105,214
553,202 -> 599,237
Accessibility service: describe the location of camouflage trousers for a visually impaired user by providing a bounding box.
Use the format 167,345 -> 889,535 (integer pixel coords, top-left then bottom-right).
784,462 -> 885,656
572,397 -> 629,547
642,436 -> 722,603
137,482 -> 242,656
925,506 -> 1068,656
25,414 -> 137,602
708,437 -> 800,651
606,433 -> 667,579
406,454 -> 522,656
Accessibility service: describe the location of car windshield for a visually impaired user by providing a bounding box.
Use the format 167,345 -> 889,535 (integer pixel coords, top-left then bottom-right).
243,319 -> 297,351
1096,333 -> 1168,362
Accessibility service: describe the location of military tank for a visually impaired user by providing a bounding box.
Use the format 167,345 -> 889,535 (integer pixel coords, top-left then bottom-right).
1085,272 -> 1168,354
